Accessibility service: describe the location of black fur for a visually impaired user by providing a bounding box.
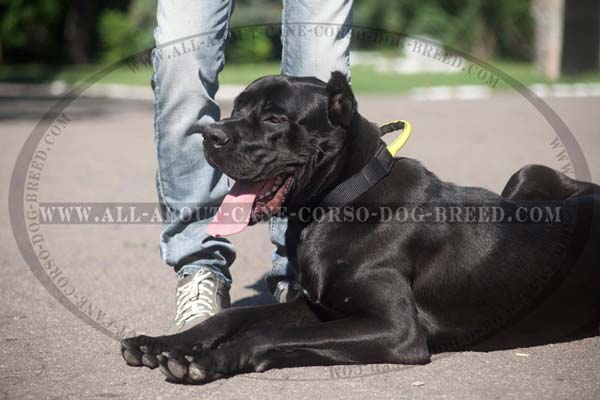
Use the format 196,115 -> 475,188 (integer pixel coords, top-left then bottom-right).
122,73 -> 600,384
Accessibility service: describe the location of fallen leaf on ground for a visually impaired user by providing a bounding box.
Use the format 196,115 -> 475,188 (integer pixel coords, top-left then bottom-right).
515,352 -> 531,357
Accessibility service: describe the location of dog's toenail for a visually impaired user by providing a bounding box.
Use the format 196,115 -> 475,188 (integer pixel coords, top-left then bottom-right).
167,358 -> 187,379
188,363 -> 207,382
142,353 -> 159,369
122,348 -> 143,367
158,357 -> 177,381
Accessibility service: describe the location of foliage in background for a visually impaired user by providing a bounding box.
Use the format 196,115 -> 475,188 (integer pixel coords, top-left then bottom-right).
98,0 -> 281,64
482,0 -> 533,60
0,0 -> 67,63
355,0 -> 533,60
98,0 -> 155,63
0,0 -> 533,64
226,0 -> 281,63
226,30 -> 275,64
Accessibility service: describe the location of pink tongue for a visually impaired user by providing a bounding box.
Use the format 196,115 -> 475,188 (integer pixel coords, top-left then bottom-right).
206,180 -> 268,237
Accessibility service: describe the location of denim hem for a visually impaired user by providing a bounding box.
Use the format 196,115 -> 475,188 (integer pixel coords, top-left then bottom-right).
176,264 -> 232,286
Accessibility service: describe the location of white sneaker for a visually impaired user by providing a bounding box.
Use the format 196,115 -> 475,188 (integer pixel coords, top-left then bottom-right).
171,269 -> 230,334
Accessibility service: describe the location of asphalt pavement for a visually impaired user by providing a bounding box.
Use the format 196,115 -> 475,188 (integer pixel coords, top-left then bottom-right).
1,92 -> 599,400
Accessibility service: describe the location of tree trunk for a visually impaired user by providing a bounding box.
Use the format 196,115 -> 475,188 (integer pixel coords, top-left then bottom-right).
532,0 -> 565,79
63,0 -> 101,64
472,17 -> 496,60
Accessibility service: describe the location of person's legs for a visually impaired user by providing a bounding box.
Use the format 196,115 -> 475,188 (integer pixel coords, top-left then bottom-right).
269,0 -> 353,297
153,0 -> 235,329
281,0 -> 353,80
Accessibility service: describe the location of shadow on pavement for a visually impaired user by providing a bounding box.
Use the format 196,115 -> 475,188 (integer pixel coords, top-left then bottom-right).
232,275 -> 277,307
0,97 -> 152,121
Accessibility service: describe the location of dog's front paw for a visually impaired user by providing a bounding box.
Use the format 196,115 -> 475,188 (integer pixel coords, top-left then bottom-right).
121,336 -> 229,384
121,335 -> 173,369
159,350 -> 225,384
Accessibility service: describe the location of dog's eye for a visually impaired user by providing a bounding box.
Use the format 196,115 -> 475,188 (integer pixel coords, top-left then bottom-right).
264,115 -> 287,124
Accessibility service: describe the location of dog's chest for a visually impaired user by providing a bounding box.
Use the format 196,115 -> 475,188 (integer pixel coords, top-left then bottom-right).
293,222 -> 369,316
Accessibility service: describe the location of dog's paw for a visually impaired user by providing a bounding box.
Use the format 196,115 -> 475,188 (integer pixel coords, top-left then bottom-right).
120,335 -> 171,369
121,336 -> 225,384
156,350 -> 224,384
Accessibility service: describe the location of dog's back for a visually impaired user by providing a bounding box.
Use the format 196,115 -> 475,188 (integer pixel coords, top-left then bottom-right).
391,160 -> 600,350
475,167 -> 600,350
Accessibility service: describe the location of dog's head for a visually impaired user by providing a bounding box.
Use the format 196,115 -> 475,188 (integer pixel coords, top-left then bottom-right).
203,72 -> 376,223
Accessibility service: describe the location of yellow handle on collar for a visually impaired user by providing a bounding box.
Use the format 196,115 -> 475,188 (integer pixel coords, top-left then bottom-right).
384,120 -> 412,157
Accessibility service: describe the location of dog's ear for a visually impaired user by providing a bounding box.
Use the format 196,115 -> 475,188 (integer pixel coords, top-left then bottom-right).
326,71 -> 356,128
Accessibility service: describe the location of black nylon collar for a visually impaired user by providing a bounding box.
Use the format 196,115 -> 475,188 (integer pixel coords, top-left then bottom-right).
318,139 -> 395,207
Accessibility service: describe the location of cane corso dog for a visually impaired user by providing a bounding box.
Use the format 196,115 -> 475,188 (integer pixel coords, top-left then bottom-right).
121,72 -> 600,383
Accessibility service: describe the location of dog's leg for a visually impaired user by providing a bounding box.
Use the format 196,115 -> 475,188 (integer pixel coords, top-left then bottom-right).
122,290 -> 430,383
501,164 -> 590,201
160,313 -> 429,384
121,297 -> 320,375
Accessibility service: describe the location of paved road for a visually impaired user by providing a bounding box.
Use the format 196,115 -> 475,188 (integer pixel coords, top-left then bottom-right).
1,93 -> 599,400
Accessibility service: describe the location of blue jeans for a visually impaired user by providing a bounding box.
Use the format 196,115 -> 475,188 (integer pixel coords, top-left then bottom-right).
153,0 -> 353,290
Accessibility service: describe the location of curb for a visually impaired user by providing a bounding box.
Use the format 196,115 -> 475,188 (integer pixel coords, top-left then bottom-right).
2,81 -> 600,102
410,82 -> 600,101
0,81 -> 246,103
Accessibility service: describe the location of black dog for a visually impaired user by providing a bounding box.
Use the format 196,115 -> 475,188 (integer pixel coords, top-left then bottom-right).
121,72 -> 600,383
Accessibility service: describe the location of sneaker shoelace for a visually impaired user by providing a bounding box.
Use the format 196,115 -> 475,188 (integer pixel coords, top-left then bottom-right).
175,270 -> 217,326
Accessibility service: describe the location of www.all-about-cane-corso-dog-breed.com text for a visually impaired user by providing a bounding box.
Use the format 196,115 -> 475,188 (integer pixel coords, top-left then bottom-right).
121,72 -> 600,384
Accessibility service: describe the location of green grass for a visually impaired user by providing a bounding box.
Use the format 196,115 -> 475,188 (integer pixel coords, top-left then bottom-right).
1,60 -> 599,95
0,63 -> 281,86
220,62 -> 281,84
352,61 -> 600,93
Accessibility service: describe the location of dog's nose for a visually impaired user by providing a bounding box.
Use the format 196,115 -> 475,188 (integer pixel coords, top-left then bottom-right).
202,126 -> 230,149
